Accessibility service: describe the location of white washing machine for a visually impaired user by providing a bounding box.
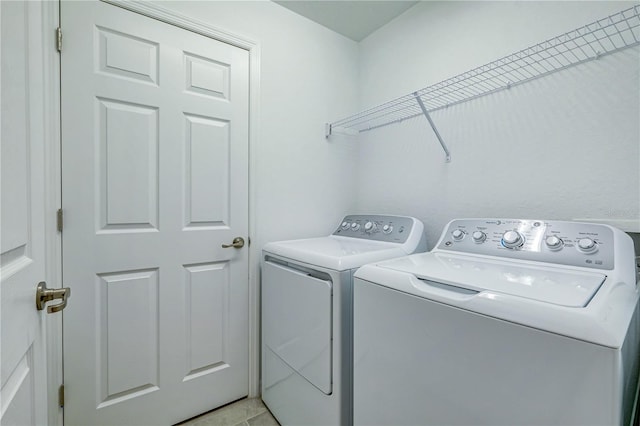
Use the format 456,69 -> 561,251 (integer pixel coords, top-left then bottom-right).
353,218 -> 640,426
262,215 -> 427,425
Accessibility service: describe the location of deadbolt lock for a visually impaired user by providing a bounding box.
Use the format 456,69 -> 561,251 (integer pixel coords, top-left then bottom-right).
36,282 -> 71,313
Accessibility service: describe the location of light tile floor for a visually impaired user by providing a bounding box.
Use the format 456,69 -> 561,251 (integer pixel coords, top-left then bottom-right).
176,397 -> 280,426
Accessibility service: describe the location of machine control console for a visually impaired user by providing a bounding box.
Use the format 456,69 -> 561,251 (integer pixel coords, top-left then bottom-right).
437,219 -> 615,270
333,215 -> 416,244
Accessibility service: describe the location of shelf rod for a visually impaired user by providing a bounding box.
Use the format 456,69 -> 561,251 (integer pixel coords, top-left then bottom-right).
413,92 -> 451,163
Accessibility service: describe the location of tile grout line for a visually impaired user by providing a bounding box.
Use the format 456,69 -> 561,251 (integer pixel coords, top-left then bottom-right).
245,407 -> 267,422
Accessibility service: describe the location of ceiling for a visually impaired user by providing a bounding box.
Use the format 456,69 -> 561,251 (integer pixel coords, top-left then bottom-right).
273,1 -> 419,42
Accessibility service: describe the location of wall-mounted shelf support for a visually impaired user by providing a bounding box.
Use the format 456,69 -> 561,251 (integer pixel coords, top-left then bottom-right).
325,5 -> 640,163
413,92 -> 451,162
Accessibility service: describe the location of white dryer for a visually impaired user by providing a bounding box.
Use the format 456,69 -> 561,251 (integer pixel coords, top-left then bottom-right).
353,218 -> 640,426
262,215 -> 427,425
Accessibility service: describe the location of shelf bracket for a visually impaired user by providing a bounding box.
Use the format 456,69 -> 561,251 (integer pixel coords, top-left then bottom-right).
325,123 -> 359,138
413,92 -> 451,163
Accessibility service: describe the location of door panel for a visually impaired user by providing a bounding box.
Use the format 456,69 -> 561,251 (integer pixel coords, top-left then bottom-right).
0,1 -> 48,425
184,262 -> 230,378
98,98 -> 159,231
61,2 -> 250,424
96,268 -> 160,407
184,114 -> 231,227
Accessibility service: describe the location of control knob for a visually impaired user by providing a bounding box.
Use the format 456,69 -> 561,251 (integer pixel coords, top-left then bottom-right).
341,221 -> 350,230
545,235 -> 564,251
577,237 -> 598,254
351,223 -> 360,231
501,230 -> 524,249
382,224 -> 393,234
451,229 -> 466,241
364,221 -> 377,233
472,231 -> 487,243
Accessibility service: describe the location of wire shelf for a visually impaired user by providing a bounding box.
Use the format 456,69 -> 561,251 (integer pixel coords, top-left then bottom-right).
327,5 -> 640,159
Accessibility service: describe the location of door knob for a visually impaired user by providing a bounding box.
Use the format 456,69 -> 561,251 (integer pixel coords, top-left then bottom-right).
36,281 -> 71,313
222,237 -> 245,249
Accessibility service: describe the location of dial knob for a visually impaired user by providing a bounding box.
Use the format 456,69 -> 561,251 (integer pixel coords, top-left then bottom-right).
351,222 -> 360,231
364,221 -> 377,233
382,224 -> 393,234
577,238 -> 598,253
501,230 -> 524,249
545,235 -> 563,250
341,221 -> 350,230
472,231 -> 487,243
451,229 -> 465,241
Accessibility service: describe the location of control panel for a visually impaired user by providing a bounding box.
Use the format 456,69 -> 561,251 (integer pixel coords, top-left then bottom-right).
333,215 -> 415,244
436,219 -> 614,270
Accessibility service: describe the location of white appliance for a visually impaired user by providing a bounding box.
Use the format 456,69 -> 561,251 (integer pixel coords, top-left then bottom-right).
353,218 -> 640,426
262,215 -> 427,425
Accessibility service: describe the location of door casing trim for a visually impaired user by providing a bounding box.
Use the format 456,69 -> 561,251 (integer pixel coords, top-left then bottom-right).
49,3 -> 261,425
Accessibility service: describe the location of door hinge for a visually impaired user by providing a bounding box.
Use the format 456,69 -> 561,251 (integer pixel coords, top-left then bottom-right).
58,384 -> 64,407
56,27 -> 62,52
56,209 -> 63,232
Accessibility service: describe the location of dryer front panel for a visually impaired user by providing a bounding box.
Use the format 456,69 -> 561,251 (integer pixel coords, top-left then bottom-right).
263,260 -> 332,394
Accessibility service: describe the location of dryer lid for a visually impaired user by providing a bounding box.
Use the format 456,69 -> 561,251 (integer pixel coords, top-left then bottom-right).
378,252 -> 606,307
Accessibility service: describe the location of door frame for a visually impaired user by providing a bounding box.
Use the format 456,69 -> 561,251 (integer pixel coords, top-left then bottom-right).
37,1 -> 63,425
46,1 -> 261,424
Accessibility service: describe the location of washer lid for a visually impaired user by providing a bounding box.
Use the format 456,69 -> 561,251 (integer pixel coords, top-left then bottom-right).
263,236 -> 409,271
379,252 -> 606,307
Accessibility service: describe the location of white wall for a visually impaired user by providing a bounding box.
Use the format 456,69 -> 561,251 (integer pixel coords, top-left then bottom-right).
356,1 -> 640,247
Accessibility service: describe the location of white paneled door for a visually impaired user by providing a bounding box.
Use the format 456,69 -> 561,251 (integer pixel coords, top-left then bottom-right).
1,1 -> 49,425
61,2 -> 250,425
